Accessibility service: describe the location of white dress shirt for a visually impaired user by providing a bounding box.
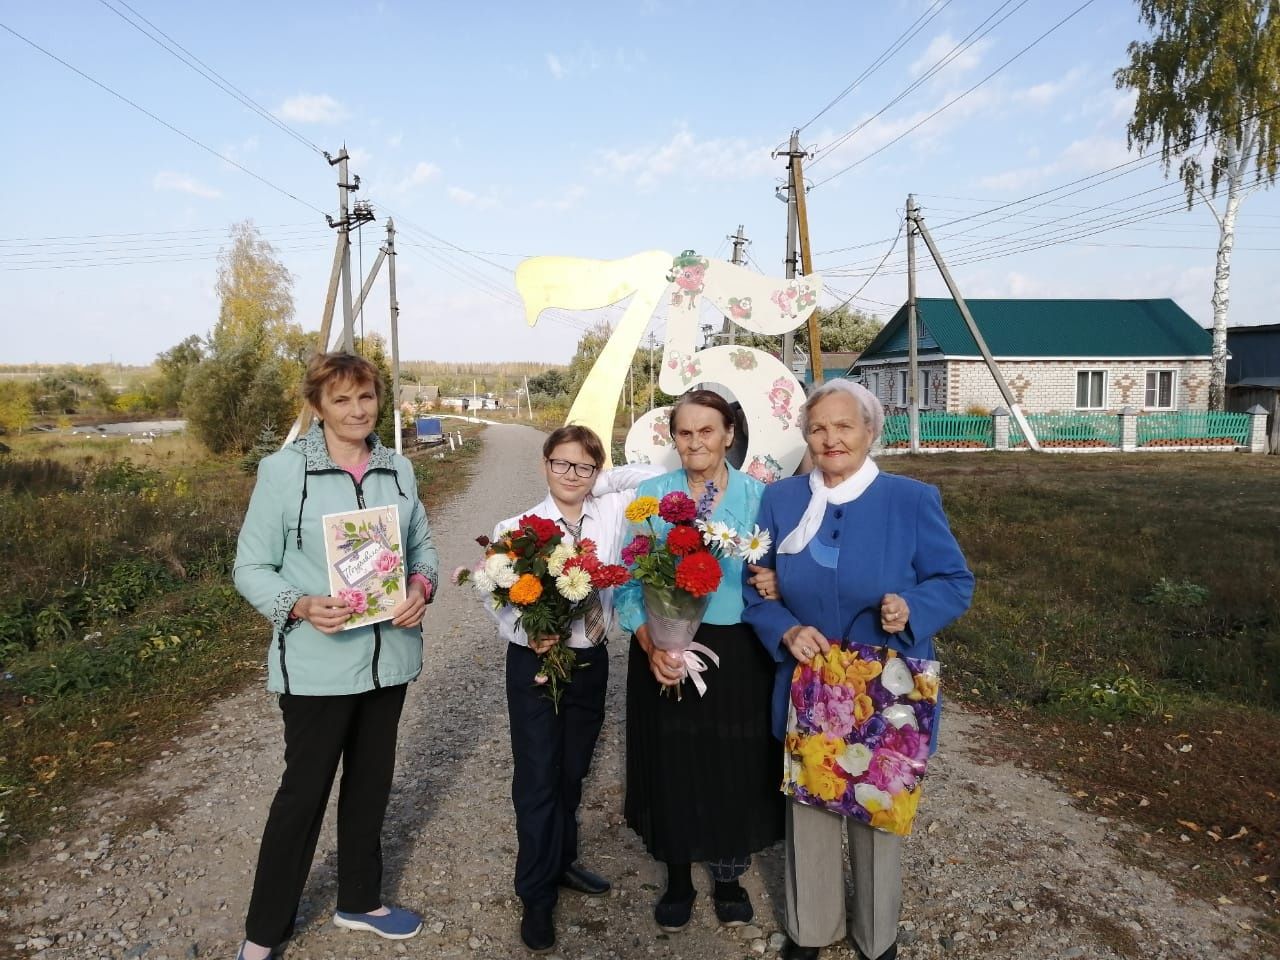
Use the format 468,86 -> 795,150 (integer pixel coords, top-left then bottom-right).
487,464 -> 659,649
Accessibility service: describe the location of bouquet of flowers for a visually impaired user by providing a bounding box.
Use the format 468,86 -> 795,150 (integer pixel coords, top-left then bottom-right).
621,484 -> 772,697
454,514 -> 628,711
783,643 -> 940,836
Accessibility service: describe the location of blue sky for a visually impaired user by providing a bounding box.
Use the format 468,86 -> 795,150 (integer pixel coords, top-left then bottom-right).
4,0 -> 1279,366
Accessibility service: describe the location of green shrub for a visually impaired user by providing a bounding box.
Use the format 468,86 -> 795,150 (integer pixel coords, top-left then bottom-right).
1141,577 -> 1210,608
1050,670 -> 1164,721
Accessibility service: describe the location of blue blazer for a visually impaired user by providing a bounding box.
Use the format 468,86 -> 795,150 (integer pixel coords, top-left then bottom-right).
741,471 -> 975,743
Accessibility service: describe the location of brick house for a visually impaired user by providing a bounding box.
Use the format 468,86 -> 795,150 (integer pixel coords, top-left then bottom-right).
847,298 -> 1214,414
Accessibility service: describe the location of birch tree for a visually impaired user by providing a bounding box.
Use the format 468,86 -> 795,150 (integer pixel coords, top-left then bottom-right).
1115,0 -> 1280,409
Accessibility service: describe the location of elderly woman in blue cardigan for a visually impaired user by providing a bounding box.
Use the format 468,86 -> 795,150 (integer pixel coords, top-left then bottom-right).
742,379 -> 973,960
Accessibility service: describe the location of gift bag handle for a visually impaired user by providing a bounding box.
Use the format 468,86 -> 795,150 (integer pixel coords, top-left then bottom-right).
839,603 -> 884,651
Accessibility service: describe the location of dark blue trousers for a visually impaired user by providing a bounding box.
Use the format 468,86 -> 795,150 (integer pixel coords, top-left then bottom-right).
506,641 -> 609,909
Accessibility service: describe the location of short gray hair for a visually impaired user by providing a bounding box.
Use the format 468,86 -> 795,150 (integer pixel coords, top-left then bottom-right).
798,378 -> 885,441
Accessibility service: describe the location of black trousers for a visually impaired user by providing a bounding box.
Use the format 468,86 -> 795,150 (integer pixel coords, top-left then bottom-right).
245,683 -> 408,947
506,641 -> 609,910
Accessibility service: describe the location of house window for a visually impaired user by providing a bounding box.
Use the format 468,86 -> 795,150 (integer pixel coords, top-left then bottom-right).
896,371 -> 908,406
921,370 -> 931,407
871,372 -> 881,397
1075,370 -> 1107,409
1145,370 -> 1176,409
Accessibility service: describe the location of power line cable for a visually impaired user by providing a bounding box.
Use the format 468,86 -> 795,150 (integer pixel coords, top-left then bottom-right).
0,20 -> 325,214
813,0 -> 1100,188
796,0 -> 955,134
91,0 -> 328,157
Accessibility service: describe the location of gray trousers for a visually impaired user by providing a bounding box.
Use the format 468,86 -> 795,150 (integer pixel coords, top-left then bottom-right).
784,800 -> 903,958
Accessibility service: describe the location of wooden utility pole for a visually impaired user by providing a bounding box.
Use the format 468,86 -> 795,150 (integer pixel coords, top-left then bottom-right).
909,205 -> 1041,451
790,135 -> 823,387
386,218 -> 403,454
780,138 -> 800,373
906,195 -> 920,453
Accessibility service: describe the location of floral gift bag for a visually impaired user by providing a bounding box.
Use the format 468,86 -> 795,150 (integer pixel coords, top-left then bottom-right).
782,642 -> 941,836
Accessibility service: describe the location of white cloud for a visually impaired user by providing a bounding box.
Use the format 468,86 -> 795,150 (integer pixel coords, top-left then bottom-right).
594,125 -> 776,190
388,132 -> 403,149
222,136 -> 259,164
152,171 -> 220,199
348,147 -> 373,168
910,33 -> 991,80
393,161 -> 441,193
533,184 -> 587,212
275,94 -> 348,125
547,53 -> 566,80
545,45 -> 644,80
976,135 -> 1135,192
1014,65 -> 1088,107
447,186 -> 500,210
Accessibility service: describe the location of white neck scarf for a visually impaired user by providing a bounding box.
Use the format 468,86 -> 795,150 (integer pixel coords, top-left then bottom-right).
776,458 -> 880,555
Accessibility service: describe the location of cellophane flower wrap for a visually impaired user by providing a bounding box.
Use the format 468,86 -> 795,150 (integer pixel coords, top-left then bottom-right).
454,515 -> 628,711
621,484 -> 773,697
783,643 -> 941,836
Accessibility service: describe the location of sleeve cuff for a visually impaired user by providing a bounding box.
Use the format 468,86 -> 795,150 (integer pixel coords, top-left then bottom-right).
270,587 -> 305,633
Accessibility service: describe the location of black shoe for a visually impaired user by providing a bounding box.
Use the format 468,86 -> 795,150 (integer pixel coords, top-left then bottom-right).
519,904 -> 555,953
558,862 -> 610,896
856,946 -> 896,960
782,938 -> 821,960
654,890 -> 696,932
712,884 -> 754,927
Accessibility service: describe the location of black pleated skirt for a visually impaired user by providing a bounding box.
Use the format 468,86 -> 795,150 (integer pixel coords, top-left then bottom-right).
625,622 -> 784,863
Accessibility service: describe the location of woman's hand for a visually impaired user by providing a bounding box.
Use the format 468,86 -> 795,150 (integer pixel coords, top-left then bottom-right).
291,595 -> 353,634
880,593 -> 910,634
529,634 -> 560,655
746,564 -> 779,600
390,580 -> 429,628
782,625 -> 830,664
636,624 -> 685,687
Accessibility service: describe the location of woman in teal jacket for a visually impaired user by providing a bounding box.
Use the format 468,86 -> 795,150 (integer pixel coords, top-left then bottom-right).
232,352 -> 438,960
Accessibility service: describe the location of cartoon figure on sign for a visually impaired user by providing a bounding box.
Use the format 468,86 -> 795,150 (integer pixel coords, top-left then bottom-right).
745,453 -> 783,484
667,250 -> 708,309
770,284 -> 800,318
666,350 -> 702,386
796,284 -> 817,311
768,377 -> 795,429
728,348 -> 758,371
728,296 -> 752,320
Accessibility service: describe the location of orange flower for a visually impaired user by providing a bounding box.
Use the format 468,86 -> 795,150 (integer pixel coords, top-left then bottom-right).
853,693 -> 875,728
508,573 -> 543,605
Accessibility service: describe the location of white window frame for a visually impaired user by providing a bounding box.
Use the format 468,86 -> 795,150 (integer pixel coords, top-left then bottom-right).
871,371 -> 881,398
1075,369 -> 1107,410
1144,369 -> 1177,410
896,370 -> 908,406
921,369 -> 932,407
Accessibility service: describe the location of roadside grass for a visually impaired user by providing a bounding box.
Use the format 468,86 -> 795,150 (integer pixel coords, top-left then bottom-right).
0,426 -> 482,858
883,452 -> 1280,926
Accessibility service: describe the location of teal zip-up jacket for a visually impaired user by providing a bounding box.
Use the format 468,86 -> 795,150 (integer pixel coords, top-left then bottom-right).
233,422 -> 439,695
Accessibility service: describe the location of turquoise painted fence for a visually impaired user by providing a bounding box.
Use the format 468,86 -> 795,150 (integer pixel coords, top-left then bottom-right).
881,413 -> 994,447
1136,411 -> 1250,446
1010,413 -> 1121,447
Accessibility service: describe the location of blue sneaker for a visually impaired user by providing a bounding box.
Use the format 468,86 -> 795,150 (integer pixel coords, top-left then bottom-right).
333,906 -> 423,940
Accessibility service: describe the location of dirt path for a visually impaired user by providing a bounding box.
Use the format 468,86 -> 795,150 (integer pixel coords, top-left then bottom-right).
2,423 -> 1266,960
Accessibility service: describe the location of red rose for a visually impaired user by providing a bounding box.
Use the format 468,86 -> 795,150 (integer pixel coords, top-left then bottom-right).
674,551 -> 722,597
517,514 -> 560,547
665,524 -> 703,556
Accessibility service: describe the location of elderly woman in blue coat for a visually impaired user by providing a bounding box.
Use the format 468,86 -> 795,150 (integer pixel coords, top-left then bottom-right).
232,352 -> 438,960
742,379 -> 973,960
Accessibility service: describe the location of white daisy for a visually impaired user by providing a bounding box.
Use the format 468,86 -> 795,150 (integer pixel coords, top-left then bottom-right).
704,521 -> 738,550
484,553 -> 519,589
546,542 -> 576,577
736,524 -> 773,563
555,567 -> 592,603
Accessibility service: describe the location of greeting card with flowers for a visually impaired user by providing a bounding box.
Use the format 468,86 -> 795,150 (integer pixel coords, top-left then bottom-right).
622,485 -> 772,697
454,514 -> 629,711
321,505 -> 406,630
783,643 -> 940,836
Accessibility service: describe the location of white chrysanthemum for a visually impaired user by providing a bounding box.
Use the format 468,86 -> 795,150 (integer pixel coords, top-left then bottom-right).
471,567 -> 497,594
546,542 -> 576,577
704,521 -> 738,550
736,524 -> 772,563
484,552 -> 519,589
555,567 -> 592,603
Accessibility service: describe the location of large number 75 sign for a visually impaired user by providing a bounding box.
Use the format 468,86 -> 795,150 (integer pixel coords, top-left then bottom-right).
516,250 -> 822,481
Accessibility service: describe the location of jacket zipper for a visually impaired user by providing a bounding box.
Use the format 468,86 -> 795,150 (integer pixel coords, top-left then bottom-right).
347,472 -> 383,690
277,627 -> 290,694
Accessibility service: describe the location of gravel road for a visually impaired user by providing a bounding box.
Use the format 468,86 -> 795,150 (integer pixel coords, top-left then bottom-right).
1,423 -> 1266,960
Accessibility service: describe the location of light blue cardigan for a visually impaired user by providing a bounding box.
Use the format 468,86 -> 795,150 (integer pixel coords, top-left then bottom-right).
616,466 -> 764,631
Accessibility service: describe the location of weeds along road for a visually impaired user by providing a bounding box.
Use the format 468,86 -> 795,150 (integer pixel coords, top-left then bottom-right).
1,423 -> 1266,960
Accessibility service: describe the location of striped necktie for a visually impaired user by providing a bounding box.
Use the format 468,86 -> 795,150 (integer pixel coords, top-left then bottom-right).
560,516 -> 607,646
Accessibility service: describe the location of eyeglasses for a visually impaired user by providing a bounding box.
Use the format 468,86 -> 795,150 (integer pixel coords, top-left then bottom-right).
547,459 -> 598,478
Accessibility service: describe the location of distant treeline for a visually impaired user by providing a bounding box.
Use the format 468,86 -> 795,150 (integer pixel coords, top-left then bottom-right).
400,360 -> 567,397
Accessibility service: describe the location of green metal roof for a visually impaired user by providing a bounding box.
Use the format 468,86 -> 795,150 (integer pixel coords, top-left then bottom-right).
856,298 -> 1213,362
